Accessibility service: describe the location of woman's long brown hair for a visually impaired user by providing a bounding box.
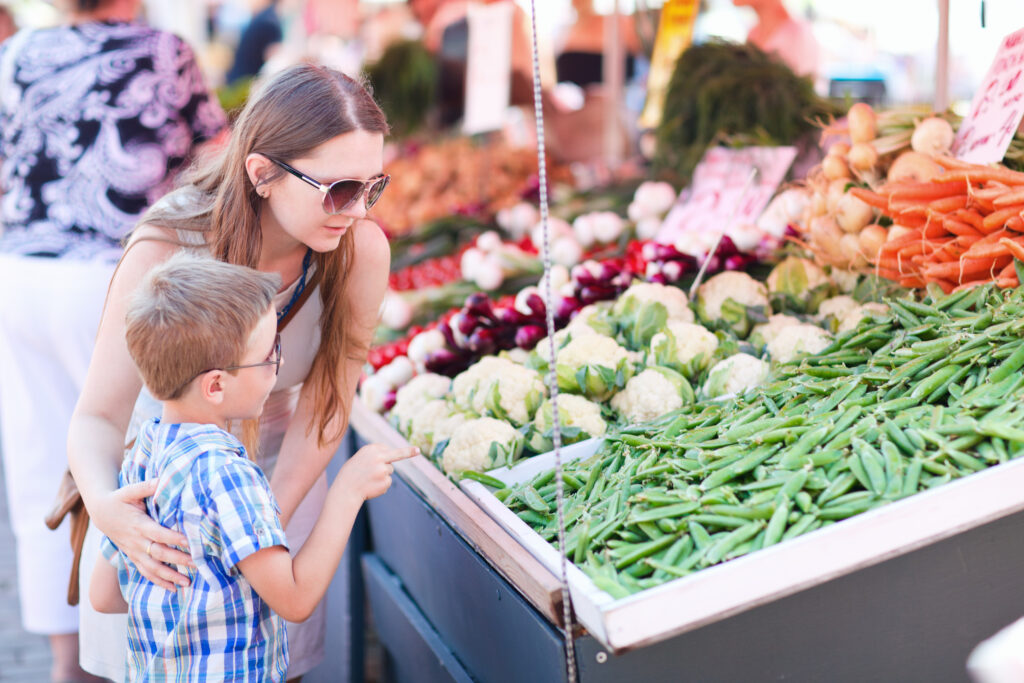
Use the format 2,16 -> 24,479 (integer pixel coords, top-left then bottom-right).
141,64 -> 389,449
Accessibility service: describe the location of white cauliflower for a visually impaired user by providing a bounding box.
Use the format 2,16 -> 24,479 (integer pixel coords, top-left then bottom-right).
441,417 -> 524,474
567,302 -> 615,337
611,367 -> 693,424
838,303 -> 890,334
703,353 -> 771,399
406,400 -> 469,457
530,394 -> 607,452
390,373 -> 452,431
696,271 -> 770,337
613,281 -> 694,323
817,295 -> 859,321
766,257 -> 831,300
766,324 -> 833,364
650,321 -> 719,376
749,314 -> 803,350
451,356 -> 512,411
555,335 -> 634,400
452,355 -> 546,425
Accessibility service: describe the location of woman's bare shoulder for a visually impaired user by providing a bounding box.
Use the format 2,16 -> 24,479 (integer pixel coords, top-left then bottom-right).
350,219 -> 390,266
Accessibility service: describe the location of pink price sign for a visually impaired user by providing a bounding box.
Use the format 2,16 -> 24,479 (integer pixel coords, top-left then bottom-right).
655,146 -> 796,246
952,27 -> 1024,165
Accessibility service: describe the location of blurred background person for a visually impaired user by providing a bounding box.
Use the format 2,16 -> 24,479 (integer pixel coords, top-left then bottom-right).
556,0 -> 641,89
0,0 -> 226,679
0,4 -> 16,42
225,0 -> 282,85
732,0 -> 820,78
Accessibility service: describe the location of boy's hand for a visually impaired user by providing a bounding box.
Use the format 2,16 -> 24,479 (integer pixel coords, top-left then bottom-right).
337,444 -> 419,501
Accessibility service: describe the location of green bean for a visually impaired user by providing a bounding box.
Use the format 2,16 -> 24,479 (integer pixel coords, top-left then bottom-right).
702,522 -> 763,566
763,499 -> 791,548
630,501 -> 701,523
781,514 -> 820,541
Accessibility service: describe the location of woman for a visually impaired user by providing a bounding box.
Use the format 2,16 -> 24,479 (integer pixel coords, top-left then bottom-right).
0,0 -> 225,679
67,64 -> 404,680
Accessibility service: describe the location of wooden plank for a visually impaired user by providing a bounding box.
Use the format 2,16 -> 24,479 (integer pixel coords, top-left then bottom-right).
349,398 -> 565,625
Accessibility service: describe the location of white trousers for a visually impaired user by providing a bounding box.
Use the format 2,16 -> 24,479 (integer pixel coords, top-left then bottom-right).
0,253 -> 115,634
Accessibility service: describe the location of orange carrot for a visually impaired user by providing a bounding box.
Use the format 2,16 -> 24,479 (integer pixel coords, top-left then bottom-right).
935,167 -> 1024,186
992,187 -> 1024,206
923,256 -> 1012,283
929,195 -> 969,212
885,180 -> 969,200
954,208 -> 985,229
998,262 -> 1017,279
1008,216 -> 1024,232
999,237 -> 1024,261
934,155 -> 976,170
943,216 -> 983,238
982,206 -> 1024,232
899,276 -> 927,288
953,278 -> 996,293
963,241 -> 1011,260
997,276 -> 1020,288
848,187 -> 889,211
933,278 -> 956,294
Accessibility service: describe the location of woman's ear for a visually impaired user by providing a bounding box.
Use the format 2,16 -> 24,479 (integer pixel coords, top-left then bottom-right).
199,370 -> 226,406
244,153 -> 274,196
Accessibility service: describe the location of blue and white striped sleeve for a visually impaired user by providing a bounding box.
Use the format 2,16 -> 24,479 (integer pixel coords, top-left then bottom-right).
204,458 -> 288,569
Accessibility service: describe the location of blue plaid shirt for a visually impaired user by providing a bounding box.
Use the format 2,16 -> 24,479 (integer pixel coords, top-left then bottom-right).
102,419 -> 289,682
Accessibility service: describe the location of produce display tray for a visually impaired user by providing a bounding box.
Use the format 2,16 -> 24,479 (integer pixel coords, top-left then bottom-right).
461,438 -> 1024,654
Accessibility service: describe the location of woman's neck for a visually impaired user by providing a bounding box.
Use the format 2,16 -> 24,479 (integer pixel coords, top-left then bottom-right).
258,212 -> 310,290
69,1 -> 137,25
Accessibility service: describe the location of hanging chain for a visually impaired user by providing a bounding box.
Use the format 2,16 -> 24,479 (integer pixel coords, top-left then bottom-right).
526,1 -> 578,680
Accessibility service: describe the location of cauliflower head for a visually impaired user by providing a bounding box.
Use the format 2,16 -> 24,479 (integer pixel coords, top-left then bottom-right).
555,335 -> 634,401
529,394 -> 607,452
650,321 -> 719,377
451,356 -> 513,411
817,295 -> 859,322
838,303 -> 890,334
766,256 -> 833,312
703,353 -> 771,399
766,323 -> 833,364
696,271 -> 770,337
611,367 -> 694,424
567,302 -> 615,337
452,356 -> 546,425
441,417 -> 525,474
390,373 -> 452,432
613,281 -> 695,323
748,314 -> 803,350
405,400 -> 469,457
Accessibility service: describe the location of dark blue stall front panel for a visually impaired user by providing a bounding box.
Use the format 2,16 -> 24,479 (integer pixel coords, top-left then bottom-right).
363,554 -> 474,683
366,472 -> 570,683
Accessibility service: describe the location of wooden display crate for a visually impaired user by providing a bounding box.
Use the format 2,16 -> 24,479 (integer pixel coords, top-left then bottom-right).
462,438 -> 1024,653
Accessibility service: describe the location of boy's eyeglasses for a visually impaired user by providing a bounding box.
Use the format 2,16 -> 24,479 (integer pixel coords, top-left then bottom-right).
173,334 -> 282,397
264,156 -> 390,214
221,333 -> 282,376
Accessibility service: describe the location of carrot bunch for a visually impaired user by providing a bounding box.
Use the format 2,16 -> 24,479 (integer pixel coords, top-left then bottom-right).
851,156 -> 1024,293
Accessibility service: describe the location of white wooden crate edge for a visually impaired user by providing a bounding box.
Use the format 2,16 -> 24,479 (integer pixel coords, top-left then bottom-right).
461,439 -> 1024,653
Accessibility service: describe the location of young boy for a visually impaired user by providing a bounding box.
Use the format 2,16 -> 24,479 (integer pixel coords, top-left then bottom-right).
89,253 -> 417,681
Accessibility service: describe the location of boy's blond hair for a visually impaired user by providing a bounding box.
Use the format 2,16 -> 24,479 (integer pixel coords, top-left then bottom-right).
126,253 -> 281,400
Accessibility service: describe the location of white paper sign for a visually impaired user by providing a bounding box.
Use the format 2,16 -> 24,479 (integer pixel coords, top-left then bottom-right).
952,27 -> 1024,164
655,146 -> 797,246
463,2 -> 513,135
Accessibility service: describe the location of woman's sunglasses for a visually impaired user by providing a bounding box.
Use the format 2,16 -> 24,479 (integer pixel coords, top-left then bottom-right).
266,157 -> 390,215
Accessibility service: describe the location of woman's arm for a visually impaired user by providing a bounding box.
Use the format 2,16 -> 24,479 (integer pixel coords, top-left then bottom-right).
269,219 -> 391,526
68,230 -> 194,589
89,555 -> 129,614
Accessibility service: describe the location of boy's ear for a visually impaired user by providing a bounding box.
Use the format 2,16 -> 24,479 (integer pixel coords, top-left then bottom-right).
199,371 -> 227,405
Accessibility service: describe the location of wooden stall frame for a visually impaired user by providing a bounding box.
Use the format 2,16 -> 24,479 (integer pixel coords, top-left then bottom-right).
462,439 -> 1024,653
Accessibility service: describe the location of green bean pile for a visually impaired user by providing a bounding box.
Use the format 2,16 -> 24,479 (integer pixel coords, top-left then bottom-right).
496,284 -> 1024,598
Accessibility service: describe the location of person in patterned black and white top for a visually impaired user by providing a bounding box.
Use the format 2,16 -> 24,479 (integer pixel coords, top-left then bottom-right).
0,0 -> 226,679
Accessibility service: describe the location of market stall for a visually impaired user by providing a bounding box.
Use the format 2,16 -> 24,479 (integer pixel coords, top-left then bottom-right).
351,5 -> 1024,683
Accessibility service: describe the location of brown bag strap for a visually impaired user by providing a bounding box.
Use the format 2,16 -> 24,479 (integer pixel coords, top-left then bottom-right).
277,267 -> 322,332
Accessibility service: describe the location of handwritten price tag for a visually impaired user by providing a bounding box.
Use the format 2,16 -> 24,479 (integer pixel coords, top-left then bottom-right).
952,27 -> 1024,164
655,146 -> 797,246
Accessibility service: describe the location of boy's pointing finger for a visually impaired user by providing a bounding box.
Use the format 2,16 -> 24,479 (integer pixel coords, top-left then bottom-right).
384,447 -> 420,463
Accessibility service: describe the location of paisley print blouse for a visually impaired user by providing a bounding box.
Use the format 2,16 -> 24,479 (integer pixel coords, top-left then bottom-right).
0,22 -> 226,261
